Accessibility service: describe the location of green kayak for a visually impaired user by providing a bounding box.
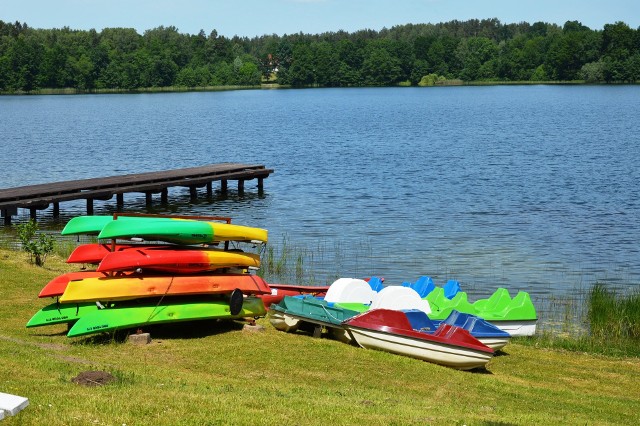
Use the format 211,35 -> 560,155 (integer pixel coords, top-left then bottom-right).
61,215 -> 268,244
66,296 -> 266,337
26,302 -> 110,328
60,215 -> 140,235
97,218 -> 267,244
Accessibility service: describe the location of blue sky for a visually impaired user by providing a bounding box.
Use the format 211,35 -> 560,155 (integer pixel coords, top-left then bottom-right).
2,0 -> 638,37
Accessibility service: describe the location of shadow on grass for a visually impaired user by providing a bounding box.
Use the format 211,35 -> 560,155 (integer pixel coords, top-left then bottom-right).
70,319 -> 248,345
30,330 -> 70,337
147,319 -> 246,339
468,366 -> 494,375
493,349 -> 510,357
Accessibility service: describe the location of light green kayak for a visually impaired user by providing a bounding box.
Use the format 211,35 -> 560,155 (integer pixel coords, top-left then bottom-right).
26,302 -> 110,328
66,296 -> 266,337
60,215 -> 134,235
61,215 -> 194,237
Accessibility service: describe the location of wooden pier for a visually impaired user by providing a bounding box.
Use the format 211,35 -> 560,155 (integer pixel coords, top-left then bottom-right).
0,163 -> 273,225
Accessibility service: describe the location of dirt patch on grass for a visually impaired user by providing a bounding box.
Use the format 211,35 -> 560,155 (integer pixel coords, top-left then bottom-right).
71,371 -> 115,386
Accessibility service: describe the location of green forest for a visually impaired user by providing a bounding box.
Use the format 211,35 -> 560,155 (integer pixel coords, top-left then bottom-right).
0,18 -> 639,92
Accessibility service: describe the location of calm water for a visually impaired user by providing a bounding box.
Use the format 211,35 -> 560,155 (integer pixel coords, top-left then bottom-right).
1,86 -> 639,308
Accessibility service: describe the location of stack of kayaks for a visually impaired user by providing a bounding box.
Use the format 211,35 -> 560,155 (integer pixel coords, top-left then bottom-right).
26,214 -> 328,338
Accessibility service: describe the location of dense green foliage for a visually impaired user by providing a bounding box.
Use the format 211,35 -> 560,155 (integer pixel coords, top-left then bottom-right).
1,18 -> 639,91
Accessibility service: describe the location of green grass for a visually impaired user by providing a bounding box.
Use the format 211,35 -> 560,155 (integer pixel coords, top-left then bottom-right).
1,248 -> 639,425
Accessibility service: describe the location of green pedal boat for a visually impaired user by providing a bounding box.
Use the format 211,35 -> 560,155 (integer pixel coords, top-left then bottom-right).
424,287 -> 537,336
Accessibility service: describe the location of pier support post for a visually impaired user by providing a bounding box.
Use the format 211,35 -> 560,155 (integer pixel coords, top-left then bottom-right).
161,189 -> 168,205
206,182 -> 213,198
29,208 -> 37,220
53,202 -> 60,218
189,186 -> 197,201
238,180 -> 245,195
116,193 -> 124,210
258,178 -> 264,194
220,180 -> 228,194
145,192 -> 153,206
86,199 -> 94,215
2,210 -> 11,226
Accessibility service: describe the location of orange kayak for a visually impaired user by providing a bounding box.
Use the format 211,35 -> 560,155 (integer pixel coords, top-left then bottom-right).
58,273 -> 272,303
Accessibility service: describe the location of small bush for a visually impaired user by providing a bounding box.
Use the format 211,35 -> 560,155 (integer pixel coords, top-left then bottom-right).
15,219 -> 54,266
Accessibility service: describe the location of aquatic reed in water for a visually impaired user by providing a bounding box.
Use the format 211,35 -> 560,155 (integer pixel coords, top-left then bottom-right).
520,282 -> 640,357
588,283 -> 640,341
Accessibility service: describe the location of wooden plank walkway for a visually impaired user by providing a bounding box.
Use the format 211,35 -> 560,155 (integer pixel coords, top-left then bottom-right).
0,163 -> 273,225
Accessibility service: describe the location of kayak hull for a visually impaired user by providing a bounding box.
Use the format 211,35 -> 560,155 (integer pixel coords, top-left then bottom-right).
39,271 -> 110,298
97,218 -> 267,244
67,243 -> 168,264
26,302 -> 104,328
59,274 -> 272,303
96,247 -> 261,273
66,296 -> 267,337
62,215 -> 268,244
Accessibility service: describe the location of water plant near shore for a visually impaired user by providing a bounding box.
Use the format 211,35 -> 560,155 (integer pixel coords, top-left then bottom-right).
518,283 -> 640,358
588,283 -> 640,342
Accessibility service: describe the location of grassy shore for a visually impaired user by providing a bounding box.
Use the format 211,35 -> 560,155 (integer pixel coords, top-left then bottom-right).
1,249 -> 639,425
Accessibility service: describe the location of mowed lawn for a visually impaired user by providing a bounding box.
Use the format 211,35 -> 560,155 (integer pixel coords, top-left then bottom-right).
1,249 -> 638,425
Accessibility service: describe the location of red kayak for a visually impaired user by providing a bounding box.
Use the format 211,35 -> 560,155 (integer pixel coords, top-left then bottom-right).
39,271 -> 111,298
67,243 -> 170,264
96,247 -> 261,274
260,283 -> 329,307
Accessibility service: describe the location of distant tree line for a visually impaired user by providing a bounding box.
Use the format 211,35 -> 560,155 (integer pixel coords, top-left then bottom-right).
0,18 -> 639,92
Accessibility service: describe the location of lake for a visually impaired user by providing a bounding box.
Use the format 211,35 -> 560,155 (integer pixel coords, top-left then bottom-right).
1,85 -> 639,312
